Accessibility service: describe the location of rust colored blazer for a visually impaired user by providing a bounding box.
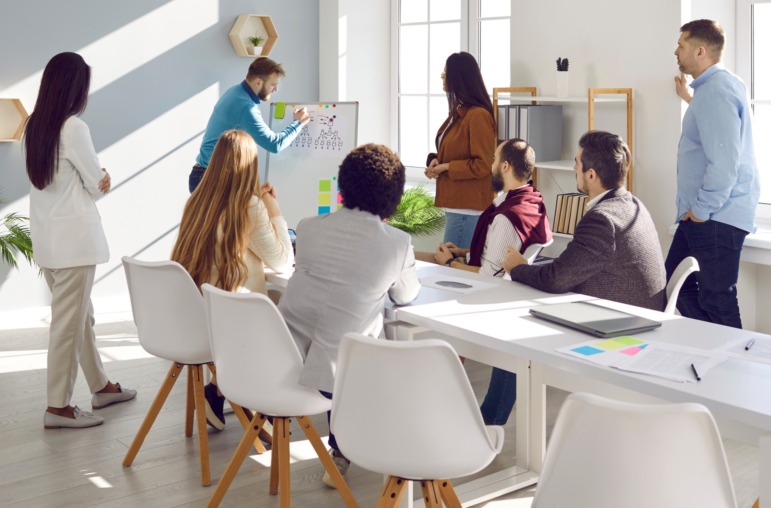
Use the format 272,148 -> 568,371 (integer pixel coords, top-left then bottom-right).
427,105 -> 496,211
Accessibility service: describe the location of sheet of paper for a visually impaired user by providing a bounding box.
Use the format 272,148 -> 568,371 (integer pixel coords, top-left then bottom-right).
419,275 -> 498,294
614,344 -> 727,383
716,337 -> 771,365
557,336 -> 649,367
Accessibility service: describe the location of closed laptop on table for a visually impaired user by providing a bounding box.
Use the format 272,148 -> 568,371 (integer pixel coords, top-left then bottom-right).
529,301 -> 661,338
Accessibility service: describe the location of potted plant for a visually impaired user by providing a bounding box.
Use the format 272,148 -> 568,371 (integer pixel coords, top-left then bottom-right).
248,36 -> 265,56
0,195 -> 33,269
556,57 -> 570,97
387,185 -> 445,237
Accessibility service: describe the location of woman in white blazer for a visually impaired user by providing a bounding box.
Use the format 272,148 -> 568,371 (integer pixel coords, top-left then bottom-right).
25,53 -> 136,430
171,129 -> 294,433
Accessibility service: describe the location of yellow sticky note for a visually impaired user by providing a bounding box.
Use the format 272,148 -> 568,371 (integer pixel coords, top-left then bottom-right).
318,194 -> 331,205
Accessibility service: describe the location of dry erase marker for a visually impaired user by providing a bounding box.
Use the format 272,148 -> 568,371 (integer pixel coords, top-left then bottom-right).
690,363 -> 701,382
745,338 -> 756,351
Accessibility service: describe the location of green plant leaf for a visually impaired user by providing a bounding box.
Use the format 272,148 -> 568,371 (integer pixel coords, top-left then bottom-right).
387,185 -> 446,237
0,198 -> 35,269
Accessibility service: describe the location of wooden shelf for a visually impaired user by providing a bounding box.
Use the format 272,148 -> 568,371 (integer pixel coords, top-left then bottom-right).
0,98 -> 28,142
552,232 -> 574,239
537,160 -> 574,171
496,94 -> 628,104
229,14 -> 278,58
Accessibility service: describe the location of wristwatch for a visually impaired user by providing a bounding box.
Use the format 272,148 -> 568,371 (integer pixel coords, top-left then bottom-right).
444,257 -> 454,267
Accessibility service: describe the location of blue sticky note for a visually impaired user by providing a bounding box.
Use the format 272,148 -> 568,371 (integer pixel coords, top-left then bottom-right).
572,345 -> 604,356
318,206 -> 331,215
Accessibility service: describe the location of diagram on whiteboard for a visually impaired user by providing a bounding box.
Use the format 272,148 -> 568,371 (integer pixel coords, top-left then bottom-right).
289,107 -> 347,154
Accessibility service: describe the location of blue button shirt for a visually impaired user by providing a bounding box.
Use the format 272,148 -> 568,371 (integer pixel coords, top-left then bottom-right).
676,64 -> 760,233
196,81 -> 301,168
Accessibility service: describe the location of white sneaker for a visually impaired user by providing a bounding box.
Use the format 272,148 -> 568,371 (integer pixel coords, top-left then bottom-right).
322,448 -> 351,488
44,406 -> 104,429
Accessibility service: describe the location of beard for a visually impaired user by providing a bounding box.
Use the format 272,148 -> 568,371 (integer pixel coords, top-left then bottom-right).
258,84 -> 272,101
491,171 -> 504,193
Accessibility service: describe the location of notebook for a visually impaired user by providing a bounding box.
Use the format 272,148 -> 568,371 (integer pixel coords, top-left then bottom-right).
529,301 -> 662,338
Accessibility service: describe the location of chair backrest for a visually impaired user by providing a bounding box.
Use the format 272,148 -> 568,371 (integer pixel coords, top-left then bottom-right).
522,238 -> 554,265
331,333 -> 503,480
532,392 -> 737,508
201,284 -> 330,417
665,256 -> 699,314
122,256 -> 211,364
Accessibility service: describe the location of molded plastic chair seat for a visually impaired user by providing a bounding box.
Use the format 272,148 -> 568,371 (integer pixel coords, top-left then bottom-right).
532,392 -> 737,508
332,333 -> 503,506
522,238 -> 553,265
202,284 -> 357,508
665,256 -> 699,314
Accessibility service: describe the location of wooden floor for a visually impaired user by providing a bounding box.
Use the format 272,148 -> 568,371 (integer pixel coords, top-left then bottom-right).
0,307 -> 759,507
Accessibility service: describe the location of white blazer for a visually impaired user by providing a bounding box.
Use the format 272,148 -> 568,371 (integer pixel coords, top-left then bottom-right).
278,207 -> 421,393
29,116 -> 109,269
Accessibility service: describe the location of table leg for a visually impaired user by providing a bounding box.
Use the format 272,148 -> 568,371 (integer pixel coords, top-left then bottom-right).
528,361 -> 547,473
760,433 -> 771,505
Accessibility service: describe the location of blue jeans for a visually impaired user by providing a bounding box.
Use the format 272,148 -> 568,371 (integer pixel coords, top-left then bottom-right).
320,390 -> 338,451
443,212 -> 480,249
480,368 -> 517,425
189,164 -> 205,194
665,219 -> 748,329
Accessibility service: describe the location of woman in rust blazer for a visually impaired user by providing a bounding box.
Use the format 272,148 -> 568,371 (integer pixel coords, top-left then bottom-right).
425,51 -> 496,248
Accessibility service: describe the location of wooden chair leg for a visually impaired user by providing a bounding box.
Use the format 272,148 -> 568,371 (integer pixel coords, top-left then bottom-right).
297,415 -> 359,507
420,480 -> 442,508
376,476 -> 408,508
206,416 -> 263,508
185,365 -> 195,437
191,365 -> 211,486
437,479 -> 461,508
123,362 -> 183,467
229,401 -> 267,454
752,499 -> 759,508
275,418 -> 292,508
269,417 -> 283,495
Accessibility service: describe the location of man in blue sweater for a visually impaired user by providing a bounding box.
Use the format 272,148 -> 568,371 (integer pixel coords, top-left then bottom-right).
668,19 -> 760,328
189,57 -> 310,192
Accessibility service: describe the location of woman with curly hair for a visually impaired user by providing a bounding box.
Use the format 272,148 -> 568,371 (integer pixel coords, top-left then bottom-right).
172,129 -> 293,430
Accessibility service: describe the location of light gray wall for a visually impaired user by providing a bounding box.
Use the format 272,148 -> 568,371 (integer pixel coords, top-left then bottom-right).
0,0 -> 319,309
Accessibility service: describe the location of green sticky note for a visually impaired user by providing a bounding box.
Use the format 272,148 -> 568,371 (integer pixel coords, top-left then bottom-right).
595,339 -> 627,351
613,336 -> 645,346
274,102 -> 286,119
319,180 -> 331,192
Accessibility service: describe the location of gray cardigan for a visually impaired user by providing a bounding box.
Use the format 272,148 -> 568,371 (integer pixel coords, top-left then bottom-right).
510,188 -> 666,311
279,207 -> 420,393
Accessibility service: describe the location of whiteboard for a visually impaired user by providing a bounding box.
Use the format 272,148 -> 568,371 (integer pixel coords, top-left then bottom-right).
265,101 -> 359,229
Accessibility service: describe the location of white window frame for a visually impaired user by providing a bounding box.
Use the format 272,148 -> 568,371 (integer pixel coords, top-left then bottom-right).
390,0 -> 510,182
737,0 -> 771,219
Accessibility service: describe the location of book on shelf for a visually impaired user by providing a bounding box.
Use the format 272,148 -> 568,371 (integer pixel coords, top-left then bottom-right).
553,193 -> 588,234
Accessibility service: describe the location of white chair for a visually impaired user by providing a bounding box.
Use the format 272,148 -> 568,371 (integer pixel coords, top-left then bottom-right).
121,257 -> 263,487
522,238 -> 554,265
665,256 -> 700,314
332,333 -> 503,507
201,284 -> 357,508
531,392 -> 737,508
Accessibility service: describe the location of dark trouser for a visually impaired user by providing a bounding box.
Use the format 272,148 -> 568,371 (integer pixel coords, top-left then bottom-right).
320,390 -> 338,451
665,219 -> 748,329
189,164 -> 205,194
480,368 -> 517,425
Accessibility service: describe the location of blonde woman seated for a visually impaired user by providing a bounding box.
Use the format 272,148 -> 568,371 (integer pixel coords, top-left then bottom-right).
171,129 -> 293,432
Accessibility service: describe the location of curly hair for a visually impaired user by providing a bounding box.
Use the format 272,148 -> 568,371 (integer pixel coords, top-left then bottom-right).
338,144 -> 406,219
171,130 -> 260,291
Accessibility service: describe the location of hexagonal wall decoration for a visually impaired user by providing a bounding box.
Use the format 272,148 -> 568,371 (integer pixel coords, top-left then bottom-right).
0,99 -> 29,142
229,15 -> 278,58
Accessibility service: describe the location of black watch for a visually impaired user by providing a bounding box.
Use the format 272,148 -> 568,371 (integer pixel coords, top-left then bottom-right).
444,257 -> 454,266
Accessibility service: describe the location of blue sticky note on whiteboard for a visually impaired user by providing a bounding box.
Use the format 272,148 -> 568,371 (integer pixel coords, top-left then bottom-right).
572,345 -> 604,356
318,206 -> 331,215
274,102 -> 286,119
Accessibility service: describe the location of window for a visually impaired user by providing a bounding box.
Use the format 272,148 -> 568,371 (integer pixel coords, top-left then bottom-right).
738,0 -> 771,213
393,0 -> 511,174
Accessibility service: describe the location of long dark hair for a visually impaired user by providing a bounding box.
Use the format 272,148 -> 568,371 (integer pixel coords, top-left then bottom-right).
25,52 -> 91,190
444,52 -> 493,121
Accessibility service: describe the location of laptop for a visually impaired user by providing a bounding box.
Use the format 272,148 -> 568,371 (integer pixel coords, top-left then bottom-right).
529,301 -> 661,338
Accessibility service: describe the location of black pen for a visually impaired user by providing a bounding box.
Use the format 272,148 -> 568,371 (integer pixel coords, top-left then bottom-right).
745,338 -> 756,351
690,363 -> 701,382
493,268 -> 505,277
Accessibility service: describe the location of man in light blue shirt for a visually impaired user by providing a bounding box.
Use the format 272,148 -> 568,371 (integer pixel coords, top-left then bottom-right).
667,19 -> 760,328
189,57 -> 310,192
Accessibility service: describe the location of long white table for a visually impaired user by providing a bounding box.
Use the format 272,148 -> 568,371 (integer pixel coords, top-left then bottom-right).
394,266 -> 771,506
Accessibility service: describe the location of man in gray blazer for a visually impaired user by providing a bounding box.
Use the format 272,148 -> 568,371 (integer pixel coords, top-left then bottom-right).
481,131 -> 666,428
279,143 -> 420,487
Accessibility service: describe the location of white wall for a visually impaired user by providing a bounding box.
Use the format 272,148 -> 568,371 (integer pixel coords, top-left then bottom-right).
0,0 -> 319,310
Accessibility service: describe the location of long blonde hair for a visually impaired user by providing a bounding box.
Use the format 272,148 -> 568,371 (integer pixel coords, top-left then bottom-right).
172,130 -> 260,291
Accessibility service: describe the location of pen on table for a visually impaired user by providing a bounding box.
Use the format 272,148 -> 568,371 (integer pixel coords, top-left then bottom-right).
690,363 -> 701,382
493,268 -> 505,277
745,338 -> 756,351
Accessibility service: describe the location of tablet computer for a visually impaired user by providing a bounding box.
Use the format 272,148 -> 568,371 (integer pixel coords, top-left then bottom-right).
529,301 -> 661,338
